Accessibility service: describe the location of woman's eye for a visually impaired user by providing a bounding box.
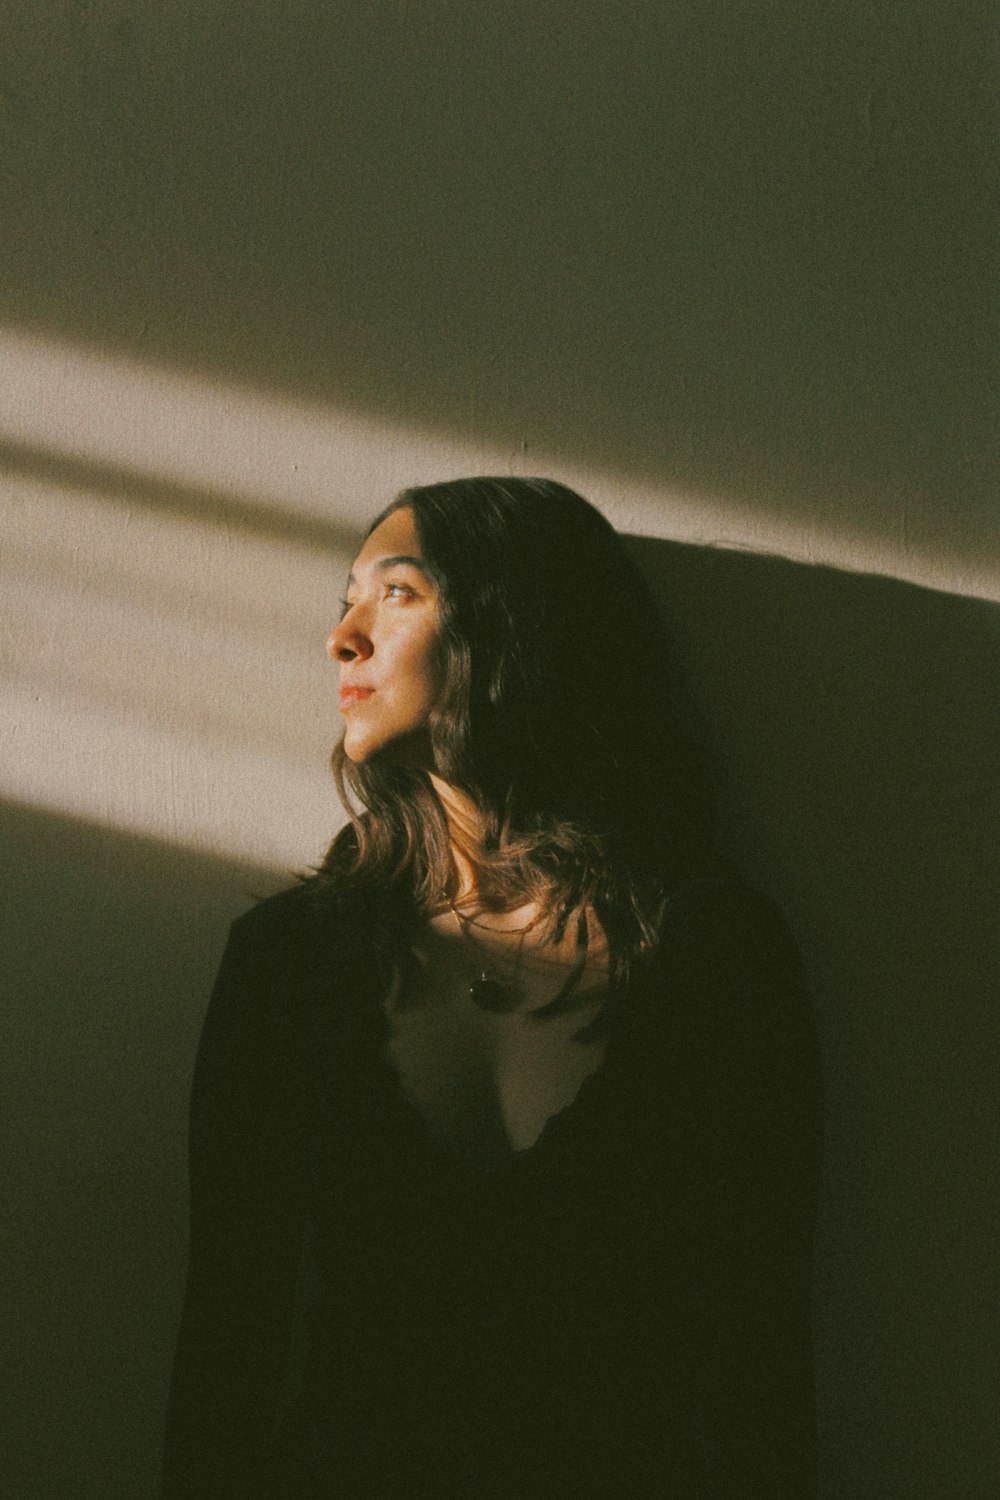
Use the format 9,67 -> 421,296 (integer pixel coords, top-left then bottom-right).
337,583 -> 415,620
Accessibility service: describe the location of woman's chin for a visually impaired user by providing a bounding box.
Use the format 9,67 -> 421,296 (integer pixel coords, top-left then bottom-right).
343,728 -> 436,771
340,731 -> 374,764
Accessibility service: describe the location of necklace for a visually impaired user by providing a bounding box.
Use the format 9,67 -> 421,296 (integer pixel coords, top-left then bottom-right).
446,899 -> 589,1015
448,901 -> 546,937
446,899 -> 540,1011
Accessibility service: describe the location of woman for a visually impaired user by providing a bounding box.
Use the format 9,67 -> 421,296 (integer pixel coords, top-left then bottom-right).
163,477 -> 821,1498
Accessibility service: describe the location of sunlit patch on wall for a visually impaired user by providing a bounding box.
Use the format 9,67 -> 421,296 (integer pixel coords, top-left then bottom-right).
2,477 -> 342,870
0,328 -> 528,869
2,327 -> 996,870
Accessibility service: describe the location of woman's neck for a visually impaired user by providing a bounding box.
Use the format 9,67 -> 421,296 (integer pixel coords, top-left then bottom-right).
428,774 -> 488,904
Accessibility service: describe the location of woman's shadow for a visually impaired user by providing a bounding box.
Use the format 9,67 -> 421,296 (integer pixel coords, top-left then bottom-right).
632,534 -> 1000,1498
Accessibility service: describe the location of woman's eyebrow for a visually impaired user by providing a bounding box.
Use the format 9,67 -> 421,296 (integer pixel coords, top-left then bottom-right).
346,554 -> 429,587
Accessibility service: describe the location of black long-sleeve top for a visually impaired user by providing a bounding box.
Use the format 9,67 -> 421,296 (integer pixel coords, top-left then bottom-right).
163,872 -> 822,1498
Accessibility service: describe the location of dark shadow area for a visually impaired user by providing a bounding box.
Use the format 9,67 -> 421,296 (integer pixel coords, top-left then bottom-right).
0,800 -> 289,1500
2,2 -> 995,570
3,540 -> 998,1497
631,536 -> 1000,1499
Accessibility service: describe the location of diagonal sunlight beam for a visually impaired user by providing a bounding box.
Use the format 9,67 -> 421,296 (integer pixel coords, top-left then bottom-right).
0,326 -> 522,533
0,679 -> 334,873
2,324 -> 996,601
2,467 -> 343,871
3,325 -> 997,872
0,437 -> 356,556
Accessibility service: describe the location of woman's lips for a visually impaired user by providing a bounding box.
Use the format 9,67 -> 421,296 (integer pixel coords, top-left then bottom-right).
339,687 -> 375,711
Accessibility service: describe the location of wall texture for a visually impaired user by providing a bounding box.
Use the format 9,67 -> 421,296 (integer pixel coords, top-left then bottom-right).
2,4 -> 996,1496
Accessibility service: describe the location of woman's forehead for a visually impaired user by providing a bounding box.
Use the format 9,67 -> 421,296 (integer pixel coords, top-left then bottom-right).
351,506 -> 420,568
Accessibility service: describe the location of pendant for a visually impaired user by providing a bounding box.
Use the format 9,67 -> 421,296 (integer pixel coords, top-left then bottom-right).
468,973 -> 512,1012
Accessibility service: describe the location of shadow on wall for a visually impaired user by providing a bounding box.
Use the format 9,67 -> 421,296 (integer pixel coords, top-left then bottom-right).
2,544 -> 997,1499
0,800 -> 289,1500
631,537 -> 1000,1500
2,1 -> 995,570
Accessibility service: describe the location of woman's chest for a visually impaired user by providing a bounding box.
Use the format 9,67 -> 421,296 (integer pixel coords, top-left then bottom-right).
381,977 -> 609,1163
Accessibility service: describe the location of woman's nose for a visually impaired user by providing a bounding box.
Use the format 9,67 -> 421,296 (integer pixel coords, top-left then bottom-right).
326,615 -> 373,663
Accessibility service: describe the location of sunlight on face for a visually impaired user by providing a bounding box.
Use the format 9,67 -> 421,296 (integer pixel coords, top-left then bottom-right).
326,507 -> 444,764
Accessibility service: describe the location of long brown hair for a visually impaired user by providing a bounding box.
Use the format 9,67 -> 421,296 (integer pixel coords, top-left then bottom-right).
319,477 -> 714,999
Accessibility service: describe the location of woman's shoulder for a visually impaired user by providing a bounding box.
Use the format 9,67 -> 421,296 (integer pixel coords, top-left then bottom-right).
200,876 -> 401,1073
229,853 -> 380,946
664,861 -> 802,972
220,885 -> 327,979
224,867 -> 408,992
653,862 -> 814,1063
230,877 -> 336,941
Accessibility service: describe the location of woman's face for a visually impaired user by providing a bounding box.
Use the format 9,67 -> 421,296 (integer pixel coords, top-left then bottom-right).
326,506 -> 445,764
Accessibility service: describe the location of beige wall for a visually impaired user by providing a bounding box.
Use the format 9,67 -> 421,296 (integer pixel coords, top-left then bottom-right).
2,5 -> 996,1497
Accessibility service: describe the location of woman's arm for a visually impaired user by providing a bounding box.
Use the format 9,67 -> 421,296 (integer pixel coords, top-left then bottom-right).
162,912 -> 308,1499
